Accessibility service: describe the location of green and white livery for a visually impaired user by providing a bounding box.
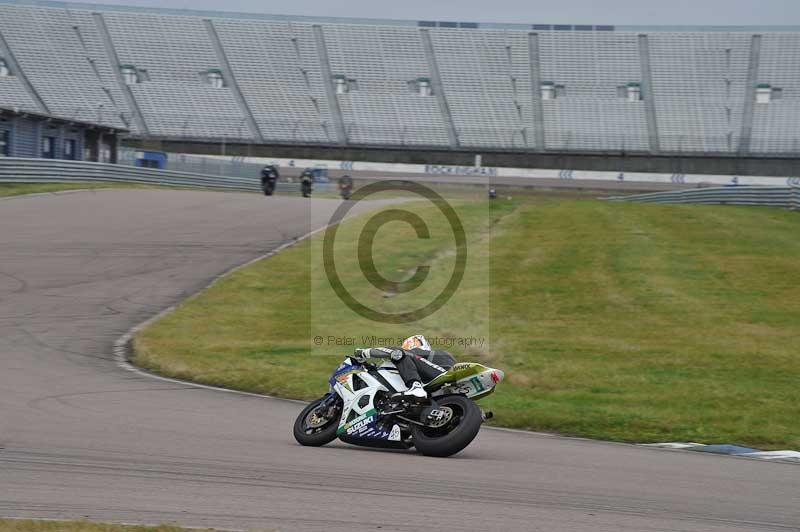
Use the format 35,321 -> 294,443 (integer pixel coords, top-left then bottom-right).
294,354 -> 506,457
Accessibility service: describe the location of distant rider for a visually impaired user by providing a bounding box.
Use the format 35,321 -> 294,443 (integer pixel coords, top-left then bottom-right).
353,335 -> 455,399
338,174 -> 354,200
300,169 -> 314,198
260,164 -> 279,196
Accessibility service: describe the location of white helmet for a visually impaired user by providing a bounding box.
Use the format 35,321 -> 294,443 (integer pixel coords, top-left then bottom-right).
402,335 -> 430,351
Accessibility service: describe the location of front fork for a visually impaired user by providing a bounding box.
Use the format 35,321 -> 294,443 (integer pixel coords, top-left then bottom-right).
316,392 -> 342,419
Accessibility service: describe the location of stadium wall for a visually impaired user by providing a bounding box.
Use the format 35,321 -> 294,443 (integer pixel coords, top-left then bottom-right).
124,139 -> 800,177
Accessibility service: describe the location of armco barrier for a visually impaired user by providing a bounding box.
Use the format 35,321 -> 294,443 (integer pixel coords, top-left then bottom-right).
607,186 -> 800,210
0,157 -> 265,192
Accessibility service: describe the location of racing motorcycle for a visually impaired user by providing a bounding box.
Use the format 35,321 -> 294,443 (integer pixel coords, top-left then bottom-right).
300,170 -> 314,198
293,352 -> 504,457
338,175 -> 354,200
260,165 -> 279,196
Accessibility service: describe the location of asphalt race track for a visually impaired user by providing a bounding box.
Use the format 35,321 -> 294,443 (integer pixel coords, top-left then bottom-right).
0,189 -> 797,532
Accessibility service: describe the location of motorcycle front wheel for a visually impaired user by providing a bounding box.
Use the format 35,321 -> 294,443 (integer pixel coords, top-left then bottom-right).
411,395 -> 483,457
293,395 -> 342,447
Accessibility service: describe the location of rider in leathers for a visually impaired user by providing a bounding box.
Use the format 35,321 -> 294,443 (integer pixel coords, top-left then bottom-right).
353,335 -> 455,399
260,165 -> 279,195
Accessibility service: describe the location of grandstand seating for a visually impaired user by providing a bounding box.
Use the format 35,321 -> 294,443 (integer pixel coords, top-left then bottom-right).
752,33 -> 800,153
539,31 -> 649,152
213,19 -> 334,143
0,75 -> 37,112
324,24 -> 450,146
0,0 -> 798,155
648,32 -> 751,153
431,29 -> 533,149
103,11 -> 248,138
0,5 -> 124,128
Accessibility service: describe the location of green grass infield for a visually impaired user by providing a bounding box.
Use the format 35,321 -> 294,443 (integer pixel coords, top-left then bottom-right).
134,197 -> 800,450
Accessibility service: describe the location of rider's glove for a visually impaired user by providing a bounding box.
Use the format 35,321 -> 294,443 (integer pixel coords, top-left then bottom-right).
353,348 -> 370,363
353,347 -> 404,363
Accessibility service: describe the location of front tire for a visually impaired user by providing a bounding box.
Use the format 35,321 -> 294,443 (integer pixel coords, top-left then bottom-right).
293,396 -> 341,447
411,395 -> 483,457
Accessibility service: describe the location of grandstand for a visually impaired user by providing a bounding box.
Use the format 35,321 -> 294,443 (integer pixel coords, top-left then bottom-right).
1,0 -> 799,159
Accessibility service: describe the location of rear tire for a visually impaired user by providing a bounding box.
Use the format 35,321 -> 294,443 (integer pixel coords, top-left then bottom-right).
293,396 -> 341,447
411,395 -> 482,457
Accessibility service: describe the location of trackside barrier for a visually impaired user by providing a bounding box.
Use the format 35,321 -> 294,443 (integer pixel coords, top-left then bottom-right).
198,154 -> 797,187
0,157 -> 285,193
607,186 -> 800,210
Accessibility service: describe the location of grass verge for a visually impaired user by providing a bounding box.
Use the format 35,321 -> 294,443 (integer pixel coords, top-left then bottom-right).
0,520 -> 220,532
134,197 -> 800,449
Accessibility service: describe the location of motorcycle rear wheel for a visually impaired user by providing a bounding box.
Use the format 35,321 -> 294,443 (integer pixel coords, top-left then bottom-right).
293,396 -> 342,447
411,395 -> 482,457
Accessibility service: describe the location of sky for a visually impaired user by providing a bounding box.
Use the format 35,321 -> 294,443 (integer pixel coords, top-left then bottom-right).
63,0 -> 799,26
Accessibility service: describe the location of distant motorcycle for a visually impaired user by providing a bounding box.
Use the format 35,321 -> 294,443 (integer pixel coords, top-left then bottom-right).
261,165 -> 279,196
300,170 -> 314,198
293,351 -> 505,457
338,175 -> 354,200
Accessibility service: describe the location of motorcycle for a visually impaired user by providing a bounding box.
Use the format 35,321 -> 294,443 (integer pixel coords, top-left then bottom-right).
261,165 -> 279,196
293,353 -> 505,457
301,177 -> 313,198
338,175 -> 354,200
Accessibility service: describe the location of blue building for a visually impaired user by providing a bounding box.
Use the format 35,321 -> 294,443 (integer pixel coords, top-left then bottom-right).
134,151 -> 168,169
0,107 -> 126,162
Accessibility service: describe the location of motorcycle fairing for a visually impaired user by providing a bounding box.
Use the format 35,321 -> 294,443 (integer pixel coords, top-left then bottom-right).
329,360 -> 365,393
426,362 -> 505,400
330,359 -> 403,442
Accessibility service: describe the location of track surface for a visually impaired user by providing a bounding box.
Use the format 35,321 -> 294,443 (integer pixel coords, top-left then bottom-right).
0,189 -> 797,532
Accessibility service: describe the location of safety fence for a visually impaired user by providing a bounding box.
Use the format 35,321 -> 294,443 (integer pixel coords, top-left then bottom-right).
607,185 -> 800,210
0,157 -> 295,193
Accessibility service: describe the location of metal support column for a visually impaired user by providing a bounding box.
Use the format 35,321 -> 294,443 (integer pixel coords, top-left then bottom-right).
312,25 -> 347,145
420,29 -> 459,149
205,18 -> 264,143
528,32 -> 546,152
738,34 -> 762,155
0,29 -> 50,115
638,34 -> 661,154
93,13 -> 150,136
9,116 -> 17,157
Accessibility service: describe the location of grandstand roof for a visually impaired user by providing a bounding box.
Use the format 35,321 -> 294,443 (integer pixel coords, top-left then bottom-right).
4,0 -> 800,33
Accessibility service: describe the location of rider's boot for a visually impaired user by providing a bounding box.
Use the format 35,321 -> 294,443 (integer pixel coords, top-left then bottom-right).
400,381 -> 427,399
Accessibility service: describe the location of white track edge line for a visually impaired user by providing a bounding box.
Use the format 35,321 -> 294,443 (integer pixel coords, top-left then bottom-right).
113,226 -> 325,406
